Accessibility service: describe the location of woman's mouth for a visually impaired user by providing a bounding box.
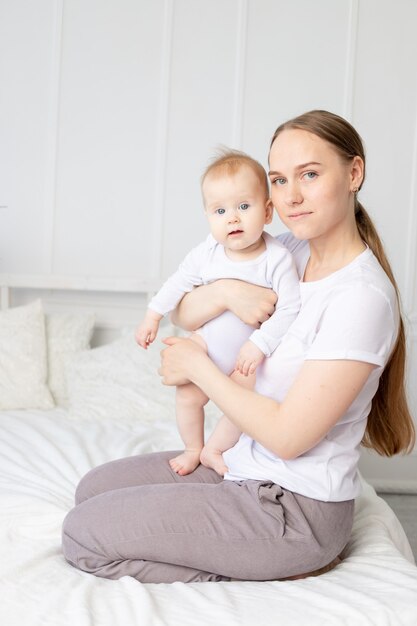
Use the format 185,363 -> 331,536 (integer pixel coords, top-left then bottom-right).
288,212 -> 312,221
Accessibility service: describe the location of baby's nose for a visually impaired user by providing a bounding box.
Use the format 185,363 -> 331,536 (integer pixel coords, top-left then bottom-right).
229,209 -> 240,222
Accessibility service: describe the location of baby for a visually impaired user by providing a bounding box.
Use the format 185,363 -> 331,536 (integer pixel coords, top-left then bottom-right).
136,150 -> 300,475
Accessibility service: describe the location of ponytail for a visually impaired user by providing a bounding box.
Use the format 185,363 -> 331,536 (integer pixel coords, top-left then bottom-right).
355,202 -> 415,455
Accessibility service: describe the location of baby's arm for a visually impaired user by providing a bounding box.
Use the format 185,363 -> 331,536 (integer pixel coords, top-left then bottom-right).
135,309 -> 163,349
234,248 -> 300,375
249,247 -> 300,358
136,239 -> 210,348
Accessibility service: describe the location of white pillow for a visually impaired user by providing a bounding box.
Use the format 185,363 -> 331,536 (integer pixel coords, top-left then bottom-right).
65,335 -> 176,422
46,312 -> 95,406
0,300 -> 54,410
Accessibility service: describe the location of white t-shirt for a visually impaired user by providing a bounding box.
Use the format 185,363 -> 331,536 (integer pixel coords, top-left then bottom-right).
149,232 -> 300,360
223,234 -> 400,502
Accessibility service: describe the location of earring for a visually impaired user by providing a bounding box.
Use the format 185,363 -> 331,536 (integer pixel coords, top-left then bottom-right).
352,187 -> 359,194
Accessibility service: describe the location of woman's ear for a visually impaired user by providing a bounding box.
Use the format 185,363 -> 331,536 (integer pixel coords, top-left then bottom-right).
350,156 -> 364,191
265,198 -> 274,224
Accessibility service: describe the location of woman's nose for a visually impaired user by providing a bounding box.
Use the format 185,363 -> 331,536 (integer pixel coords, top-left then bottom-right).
285,182 -> 303,205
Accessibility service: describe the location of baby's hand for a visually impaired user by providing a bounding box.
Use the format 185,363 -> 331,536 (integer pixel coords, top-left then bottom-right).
135,311 -> 162,349
235,341 -> 265,376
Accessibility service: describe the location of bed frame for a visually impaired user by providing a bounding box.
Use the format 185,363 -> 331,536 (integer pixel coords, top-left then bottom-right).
0,273 -> 161,345
0,273 -> 158,306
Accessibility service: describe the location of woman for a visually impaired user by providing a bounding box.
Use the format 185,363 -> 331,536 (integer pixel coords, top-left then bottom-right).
62,110 -> 415,583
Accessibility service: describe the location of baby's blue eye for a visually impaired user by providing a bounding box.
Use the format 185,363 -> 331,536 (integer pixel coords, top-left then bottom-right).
216,208 -> 226,215
239,203 -> 249,211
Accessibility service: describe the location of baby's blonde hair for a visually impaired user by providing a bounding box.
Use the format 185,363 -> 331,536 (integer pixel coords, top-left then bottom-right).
201,148 -> 269,199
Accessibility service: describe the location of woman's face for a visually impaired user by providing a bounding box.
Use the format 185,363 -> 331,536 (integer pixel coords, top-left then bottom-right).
268,128 -> 360,242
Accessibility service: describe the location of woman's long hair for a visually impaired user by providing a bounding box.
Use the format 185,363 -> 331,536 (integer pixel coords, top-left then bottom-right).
271,110 -> 415,455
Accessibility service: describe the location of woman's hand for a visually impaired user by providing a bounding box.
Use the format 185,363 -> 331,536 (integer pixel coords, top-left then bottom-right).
158,336 -> 207,386
221,280 -> 277,328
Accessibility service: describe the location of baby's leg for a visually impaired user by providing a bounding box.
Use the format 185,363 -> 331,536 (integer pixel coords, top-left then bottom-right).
201,370 -> 255,476
200,415 -> 240,476
170,333 -> 209,476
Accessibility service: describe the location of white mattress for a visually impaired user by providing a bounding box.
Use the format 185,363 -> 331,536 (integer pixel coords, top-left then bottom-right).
1,408 -> 417,626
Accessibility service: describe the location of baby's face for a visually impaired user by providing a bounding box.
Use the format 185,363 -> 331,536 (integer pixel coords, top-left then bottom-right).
203,165 -> 272,255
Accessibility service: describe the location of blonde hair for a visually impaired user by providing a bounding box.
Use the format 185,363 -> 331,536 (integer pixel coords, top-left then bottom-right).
202,148 -> 269,199
271,110 -> 415,456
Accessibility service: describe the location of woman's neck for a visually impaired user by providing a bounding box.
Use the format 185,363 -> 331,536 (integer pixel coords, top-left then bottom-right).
303,230 -> 366,282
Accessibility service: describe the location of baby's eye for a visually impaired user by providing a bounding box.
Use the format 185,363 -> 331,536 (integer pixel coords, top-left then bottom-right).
239,203 -> 249,211
303,171 -> 317,180
215,208 -> 226,215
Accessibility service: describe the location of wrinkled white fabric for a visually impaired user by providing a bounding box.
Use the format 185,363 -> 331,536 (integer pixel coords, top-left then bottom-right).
65,334 -> 221,424
0,407 -> 416,626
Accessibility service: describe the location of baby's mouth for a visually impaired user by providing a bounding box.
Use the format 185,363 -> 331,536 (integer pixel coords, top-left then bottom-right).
228,230 -> 243,236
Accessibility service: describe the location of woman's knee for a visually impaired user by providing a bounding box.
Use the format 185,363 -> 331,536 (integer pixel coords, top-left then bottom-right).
74,464 -> 110,504
62,503 -> 103,574
61,506 -> 82,568
74,456 -> 132,504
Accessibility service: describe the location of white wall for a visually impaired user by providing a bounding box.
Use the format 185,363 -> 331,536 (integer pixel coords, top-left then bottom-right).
1,0 -> 416,487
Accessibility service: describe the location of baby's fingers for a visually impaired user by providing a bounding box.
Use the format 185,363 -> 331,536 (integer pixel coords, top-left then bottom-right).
237,359 -> 250,377
147,331 -> 156,345
244,360 -> 257,376
136,330 -> 154,349
235,357 -> 245,376
136,334 -> 148,349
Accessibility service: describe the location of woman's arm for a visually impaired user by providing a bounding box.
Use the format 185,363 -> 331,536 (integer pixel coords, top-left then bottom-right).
159,337 -> 375,460
171,280 -> 277,331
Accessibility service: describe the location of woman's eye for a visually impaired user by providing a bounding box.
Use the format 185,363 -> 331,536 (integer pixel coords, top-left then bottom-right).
303,171 -> 317,180
239,203 -> 249,211
215,208 -> 226,215
273,178 -> 286,186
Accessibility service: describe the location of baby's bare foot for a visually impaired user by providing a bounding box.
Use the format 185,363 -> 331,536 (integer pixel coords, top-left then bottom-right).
200,447 -> 228,476
169,449 -> 202,476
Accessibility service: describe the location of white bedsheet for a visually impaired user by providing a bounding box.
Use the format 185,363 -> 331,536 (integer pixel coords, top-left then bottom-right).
1,408 -> 416,626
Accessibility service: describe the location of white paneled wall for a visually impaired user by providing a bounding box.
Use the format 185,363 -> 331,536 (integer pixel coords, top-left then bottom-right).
0,0 -> 57,271
1,0 -> 416,485
54,0 -> 167,277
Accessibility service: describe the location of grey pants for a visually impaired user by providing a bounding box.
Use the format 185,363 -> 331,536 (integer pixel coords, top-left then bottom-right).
62,451 -> 354,583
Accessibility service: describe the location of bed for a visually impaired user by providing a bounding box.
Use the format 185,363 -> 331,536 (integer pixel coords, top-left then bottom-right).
1,281 -> 417,626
